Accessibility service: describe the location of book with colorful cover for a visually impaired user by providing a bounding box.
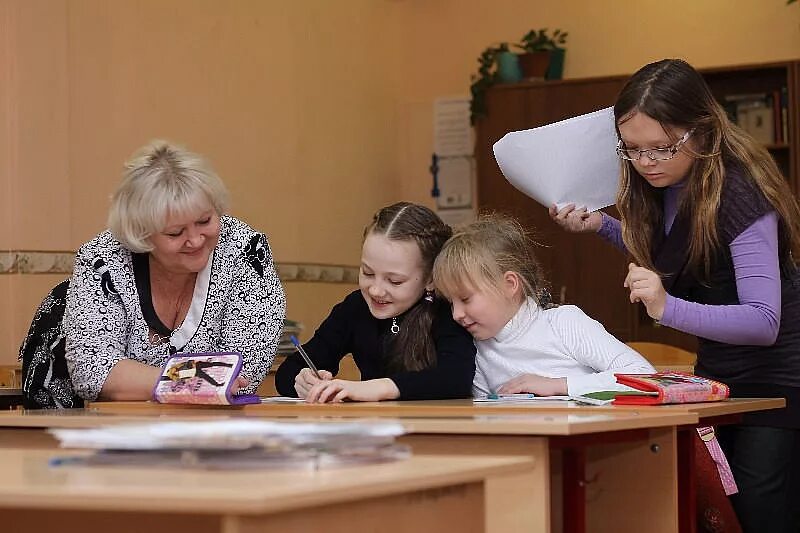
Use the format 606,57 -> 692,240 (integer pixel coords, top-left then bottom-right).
153,352 -> 259,405
612,372 -> 729,405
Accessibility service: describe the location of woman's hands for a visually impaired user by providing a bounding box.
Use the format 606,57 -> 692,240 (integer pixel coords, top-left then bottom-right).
624,263 -> 667,320
294,367 -> 334,398
549,204 -> 602,233
304,378 -> 400,403
497,374 -> 567,396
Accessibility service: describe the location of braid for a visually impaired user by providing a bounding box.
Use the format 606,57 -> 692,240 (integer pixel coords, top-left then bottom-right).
365,203 -> 452,371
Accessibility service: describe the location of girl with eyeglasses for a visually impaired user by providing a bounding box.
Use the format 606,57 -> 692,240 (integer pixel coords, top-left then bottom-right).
551,58 -> 800,533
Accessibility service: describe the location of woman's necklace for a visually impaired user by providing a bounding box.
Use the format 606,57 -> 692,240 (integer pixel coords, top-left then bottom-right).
391,317 -> 399,334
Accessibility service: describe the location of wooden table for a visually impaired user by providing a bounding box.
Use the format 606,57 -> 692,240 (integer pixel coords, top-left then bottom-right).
86,396 -> 785,421
89,396 -> 787,533
0,447 -> 538,533
0,407 -> 698,533
1,398 -> 785,533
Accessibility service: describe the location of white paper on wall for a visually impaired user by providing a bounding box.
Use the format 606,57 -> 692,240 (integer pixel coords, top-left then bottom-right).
434,97 -> 473,157
436,156 -> 473,209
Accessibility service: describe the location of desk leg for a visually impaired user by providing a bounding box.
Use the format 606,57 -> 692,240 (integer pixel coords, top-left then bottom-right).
677,428 -> 697,533
562,447 -> 586,533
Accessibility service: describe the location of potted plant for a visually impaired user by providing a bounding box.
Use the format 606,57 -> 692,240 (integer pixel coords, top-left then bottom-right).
515,28 -> 568,81
469,42 -> 510,125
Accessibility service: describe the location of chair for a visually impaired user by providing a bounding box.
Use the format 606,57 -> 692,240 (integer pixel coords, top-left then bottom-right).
626,341 -> 696,373
18,280 -> 84,409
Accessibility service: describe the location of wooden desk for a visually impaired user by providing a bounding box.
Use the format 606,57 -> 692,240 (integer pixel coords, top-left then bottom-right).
87,396 -> 786,420
0,448 -> 538,533
0,408 -> 697,533
82,397 -> 787,533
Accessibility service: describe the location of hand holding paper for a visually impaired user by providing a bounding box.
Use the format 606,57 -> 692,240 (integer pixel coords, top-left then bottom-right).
493,107 -> 620,212
548,203 -> 603,233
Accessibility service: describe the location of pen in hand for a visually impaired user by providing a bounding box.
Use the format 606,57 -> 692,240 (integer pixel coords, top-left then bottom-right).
290,335 -> 322,380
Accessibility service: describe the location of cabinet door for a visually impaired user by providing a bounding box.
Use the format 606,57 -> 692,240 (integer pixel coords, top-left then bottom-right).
477,81 -> 634,334
476,86 -> 564,316
523,80 -> 633,339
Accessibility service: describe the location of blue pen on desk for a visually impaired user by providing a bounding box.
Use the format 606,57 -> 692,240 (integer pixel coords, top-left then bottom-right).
49,455 -> 86,467
487,393 -> 537,400
290,335 -> 321,379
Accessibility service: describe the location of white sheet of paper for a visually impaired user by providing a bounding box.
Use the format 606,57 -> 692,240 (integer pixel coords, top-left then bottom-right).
492,106 -> 620,212
260,396 -> 308,403
434,96 -> 473,156
50,420 -> 406,449
436,156 -> 473,209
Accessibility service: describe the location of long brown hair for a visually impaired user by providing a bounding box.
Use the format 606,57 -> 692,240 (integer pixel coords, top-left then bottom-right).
364,202 -> 452,372
432,213 -> 553,308
614,59 -> 800,277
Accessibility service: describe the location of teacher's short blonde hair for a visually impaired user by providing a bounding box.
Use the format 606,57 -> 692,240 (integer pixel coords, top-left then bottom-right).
108,140 -> 230,253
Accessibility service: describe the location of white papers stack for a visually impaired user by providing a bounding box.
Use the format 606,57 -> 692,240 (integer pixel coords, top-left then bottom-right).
51,419 -> 405,449
49,420 -> 409,470
492,107 -> 620,212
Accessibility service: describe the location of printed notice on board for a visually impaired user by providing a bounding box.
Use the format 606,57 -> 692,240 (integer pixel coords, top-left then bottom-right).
437,157 -> 472,209
434,97 -> 473,157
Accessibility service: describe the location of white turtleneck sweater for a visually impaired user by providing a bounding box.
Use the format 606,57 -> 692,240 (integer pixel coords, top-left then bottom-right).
473,299 -> 655,397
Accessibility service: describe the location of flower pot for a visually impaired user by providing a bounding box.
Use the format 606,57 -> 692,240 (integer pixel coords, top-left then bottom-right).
546,48 -> 566,80
496,51 -> 522,83
518,51 -> 551,81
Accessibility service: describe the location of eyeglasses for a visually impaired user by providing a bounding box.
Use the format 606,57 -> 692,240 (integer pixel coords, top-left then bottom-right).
616,129 -> 694,161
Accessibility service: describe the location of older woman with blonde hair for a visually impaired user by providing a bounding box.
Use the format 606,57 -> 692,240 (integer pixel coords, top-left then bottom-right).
63,140 -> 286,401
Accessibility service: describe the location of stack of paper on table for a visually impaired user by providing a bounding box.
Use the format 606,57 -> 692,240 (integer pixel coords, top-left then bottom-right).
492,106 -> 620,212
49,420 -> 409,470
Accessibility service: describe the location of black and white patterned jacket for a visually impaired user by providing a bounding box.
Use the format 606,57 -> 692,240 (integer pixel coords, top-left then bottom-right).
63,216 -> 286,400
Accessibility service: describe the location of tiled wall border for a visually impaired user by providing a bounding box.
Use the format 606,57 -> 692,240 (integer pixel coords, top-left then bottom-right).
0,251 -> 358,283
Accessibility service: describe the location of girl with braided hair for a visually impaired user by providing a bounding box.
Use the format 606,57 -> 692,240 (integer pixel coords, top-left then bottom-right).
432,213 -> 654,398
275,202 -> 476,402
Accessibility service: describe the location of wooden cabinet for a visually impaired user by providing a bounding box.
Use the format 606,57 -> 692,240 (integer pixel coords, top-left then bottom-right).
475,61 -> 799,351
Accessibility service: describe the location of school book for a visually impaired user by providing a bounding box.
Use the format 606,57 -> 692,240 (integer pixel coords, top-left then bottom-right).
152,352 -> 260,405
612,372 -> 730,405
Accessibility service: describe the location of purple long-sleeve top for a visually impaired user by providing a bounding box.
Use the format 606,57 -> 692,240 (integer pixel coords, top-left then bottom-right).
598,183 -> 781,346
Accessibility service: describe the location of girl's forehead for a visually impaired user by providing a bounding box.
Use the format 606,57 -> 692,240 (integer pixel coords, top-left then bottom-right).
439,274 -> 486,296
618,112 -> 680,142
361,233 -> 423,272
